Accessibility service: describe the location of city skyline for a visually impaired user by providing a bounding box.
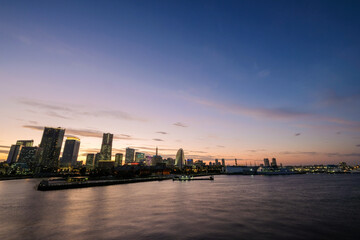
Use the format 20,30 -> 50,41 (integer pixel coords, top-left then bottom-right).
1,0 -> 360,165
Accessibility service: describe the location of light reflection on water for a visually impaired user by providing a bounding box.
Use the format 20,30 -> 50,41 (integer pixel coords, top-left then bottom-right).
1,175 -> 360,240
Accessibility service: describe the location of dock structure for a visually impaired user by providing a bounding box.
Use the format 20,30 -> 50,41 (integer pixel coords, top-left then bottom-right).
37,176 -> 172,191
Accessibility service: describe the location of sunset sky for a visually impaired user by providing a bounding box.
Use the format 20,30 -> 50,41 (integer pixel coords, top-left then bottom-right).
1,0 -> 360,165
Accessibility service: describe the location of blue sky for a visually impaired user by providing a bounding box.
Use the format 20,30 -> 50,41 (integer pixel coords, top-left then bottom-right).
0,0 -> 360,164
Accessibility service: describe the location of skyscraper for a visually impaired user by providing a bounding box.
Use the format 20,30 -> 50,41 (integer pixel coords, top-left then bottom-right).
86,153 -> 95,169
175,148 -> 185,169
6,140 -> 34,164
60,137 -> 80,167
264,158 -> 270,167
135,152 -> 145,162
36,127 -> 65,170
18,146 -> 38,170
221,158 -> 225,166
95,152 -> 102,168
125,147 -> 135,164
100,133 -> 113,160
115,153 -> 123,167
215,159 -> 219,165
271,158 -> 277,167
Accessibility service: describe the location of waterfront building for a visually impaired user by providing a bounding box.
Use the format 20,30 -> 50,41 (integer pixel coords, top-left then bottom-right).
16,140 -> 33,147
95,152 -> 102,168
100,133 -> 113,160
264,158 -> 270,167
17,146 -> 38,170
271,158 -> 277,167
135,152 -> 145,162
115,153 -> 123,167
145,156 -> 152,166
221,158 -> 225,166
215,159 -> 219,165
6,140 -> 34,164
125,147 -> 135,164
186,159 -> 194,166
164,157 -> 175,167
98,160 -> 115,170
175,148 -> 185,169
60,137 -> 80,167
86,153 -> 95,169
36,127 -> 65,170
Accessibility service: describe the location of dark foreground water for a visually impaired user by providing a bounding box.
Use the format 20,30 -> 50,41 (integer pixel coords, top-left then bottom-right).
1,175 -> 360,240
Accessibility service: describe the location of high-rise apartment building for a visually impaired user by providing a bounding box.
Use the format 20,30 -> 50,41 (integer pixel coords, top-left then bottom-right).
125,148 -> 135,164
100,133 -> 113,160
60,137 -> 80,167
86,153 -> 95,169
6,140 -> 34,164
115,153 -> 123,167
36,127 -> 65,170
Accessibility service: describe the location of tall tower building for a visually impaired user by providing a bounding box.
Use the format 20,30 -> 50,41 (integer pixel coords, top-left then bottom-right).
6,140 -> 34,164
125,148 -> 135,164
86,153 -> 95,169
36,127 -> 65,170
215,159 -> 219,165
115,153 -> 123,167
271,158 -> 277,167
7,145 -> 22,164
264,158 -> 270,167
100,133 -> 113,160
61,137 -> 80,167
221,158 -> 225,166
18,146 -> 38,170
95,152 -> 102,168
175,148 -> 185,169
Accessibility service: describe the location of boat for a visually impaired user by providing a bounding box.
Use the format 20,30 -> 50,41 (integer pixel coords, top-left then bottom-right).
173,175 -> 214,181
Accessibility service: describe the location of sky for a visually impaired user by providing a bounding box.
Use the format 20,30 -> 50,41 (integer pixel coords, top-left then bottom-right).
0,0 -> 360,165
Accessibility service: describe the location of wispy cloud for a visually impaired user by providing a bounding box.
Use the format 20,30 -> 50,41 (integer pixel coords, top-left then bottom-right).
17,98 -> 146,122
217,145 -> 225,148
356,144 -> 360,147
153,138 -> 164,142
23,125 -> 137,140
0,149 -> 10,154
193,98 -> 311,120
295,133 -> 301,136
0,145 -> 10,149
156,131 -> 168,135
173,122 -> 187,127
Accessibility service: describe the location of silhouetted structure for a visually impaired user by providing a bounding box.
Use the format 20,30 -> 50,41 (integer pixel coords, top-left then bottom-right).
264,158 -> 270,167
36,127 -> 65,171
6,140 -> 34,164
18,146 -> 38,170
61,137 -> 80,167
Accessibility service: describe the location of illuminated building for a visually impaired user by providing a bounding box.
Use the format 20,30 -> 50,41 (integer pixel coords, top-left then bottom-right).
100,133 -> 113,160
98,160 -> 115,170
164,157 -> 175,167
115,153 -> 123,166
16,140 -> 33,147
125,147 -> 135,164
95,153 -> 102,168
175,148 -> 185,169
145,156 -> 152,166
61,137 -> 80,167
264,158 -> 270,167
36,127 -> 65,170
135,152 -> 145,162
6,140 -> 34,164
186,159 -> 194,166
18,146 -> 38,170
86,153 -> 95,169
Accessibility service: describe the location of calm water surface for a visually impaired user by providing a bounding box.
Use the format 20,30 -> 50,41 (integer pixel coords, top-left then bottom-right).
0,174 -> 360,240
